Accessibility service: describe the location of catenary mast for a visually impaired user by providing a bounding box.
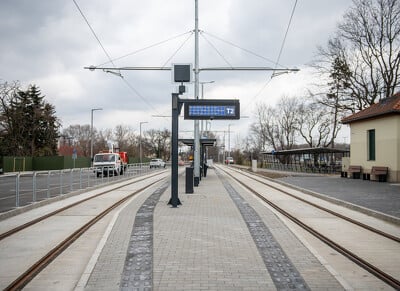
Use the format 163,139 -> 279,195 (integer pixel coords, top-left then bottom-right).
193,0 -> 201,185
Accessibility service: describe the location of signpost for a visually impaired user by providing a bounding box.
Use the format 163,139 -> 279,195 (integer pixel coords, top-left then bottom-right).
168,95 -> 239,207
169,93 -> 183,207
72,148 -> 77,168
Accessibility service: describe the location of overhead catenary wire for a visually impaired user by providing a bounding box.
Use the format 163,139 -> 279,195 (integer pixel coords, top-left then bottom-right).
200,32 -> 233,68
202,31 -> 282,68
161,31 -> 194,68
271,0 -> 298,78
97,31 -> 193,67
72,0 -> 117,69
72,0 -> 169,121
243,0 -> 299,115
74,0 -> 299,125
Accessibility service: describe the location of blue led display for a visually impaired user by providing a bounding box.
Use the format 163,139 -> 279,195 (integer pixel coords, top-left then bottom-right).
188,105 -> 236,117
183,99 -> 240,120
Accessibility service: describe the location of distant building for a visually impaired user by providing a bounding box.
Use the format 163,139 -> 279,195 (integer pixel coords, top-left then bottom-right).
341,92 -> 400,182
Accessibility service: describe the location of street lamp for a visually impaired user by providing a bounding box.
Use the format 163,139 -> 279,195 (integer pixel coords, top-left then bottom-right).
90,108 -> 103,163
200,80 -> 215,98
140,121 -> 148,165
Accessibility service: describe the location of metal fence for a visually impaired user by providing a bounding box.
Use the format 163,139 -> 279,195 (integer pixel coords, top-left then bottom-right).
0,163 -> 157,213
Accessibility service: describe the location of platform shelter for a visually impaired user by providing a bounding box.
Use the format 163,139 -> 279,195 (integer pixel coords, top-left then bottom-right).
261,147 -> 349,174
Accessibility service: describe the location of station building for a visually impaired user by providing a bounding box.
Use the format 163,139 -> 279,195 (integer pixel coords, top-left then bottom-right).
341,92 -> 400,183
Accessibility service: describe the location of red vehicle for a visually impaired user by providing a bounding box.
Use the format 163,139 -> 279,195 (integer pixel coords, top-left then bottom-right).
118,151 -> 129,167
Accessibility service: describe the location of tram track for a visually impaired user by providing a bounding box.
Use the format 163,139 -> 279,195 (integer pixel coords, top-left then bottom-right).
0,171 -> 166,241
217,165 -> 400,290
1,171 -> 169,291
229,166 -> 400,243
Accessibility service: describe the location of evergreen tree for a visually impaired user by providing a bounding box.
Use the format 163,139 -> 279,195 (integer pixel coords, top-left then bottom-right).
322,56 -> 352,148
0,82 -> 60,156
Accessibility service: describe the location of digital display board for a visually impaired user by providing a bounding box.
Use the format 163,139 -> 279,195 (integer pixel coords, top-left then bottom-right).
184,99 -> 240,120
172,64 -> 192,83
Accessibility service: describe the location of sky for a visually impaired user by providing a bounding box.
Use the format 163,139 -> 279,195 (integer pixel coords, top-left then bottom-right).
0,0 -> 353,150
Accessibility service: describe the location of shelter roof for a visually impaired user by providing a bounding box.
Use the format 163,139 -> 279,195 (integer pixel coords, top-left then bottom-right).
179,138 -> 216,147
261,147 -> 349,156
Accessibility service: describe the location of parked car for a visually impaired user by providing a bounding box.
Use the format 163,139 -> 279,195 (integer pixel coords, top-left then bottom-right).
150,158 -> 166,168
225,157 -> 234,164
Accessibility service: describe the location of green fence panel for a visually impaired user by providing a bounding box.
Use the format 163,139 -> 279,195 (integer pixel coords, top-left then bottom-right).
1,156 -> 96,172
2,156 -> 33,172
33,156 -> 91,170
33,156 -> 65,171
129,157 -> 150,164
65,156 -> 91,169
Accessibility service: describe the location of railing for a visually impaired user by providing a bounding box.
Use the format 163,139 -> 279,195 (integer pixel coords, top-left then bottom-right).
0,163 -> 157,213
264,162 -> 342,174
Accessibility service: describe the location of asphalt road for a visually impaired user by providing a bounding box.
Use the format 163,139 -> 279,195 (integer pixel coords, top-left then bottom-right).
0,167 -> 150,214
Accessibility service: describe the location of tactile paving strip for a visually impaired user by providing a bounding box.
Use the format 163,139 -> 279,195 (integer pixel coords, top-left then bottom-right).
120,181 -> 169,291
218,171 -> 310,290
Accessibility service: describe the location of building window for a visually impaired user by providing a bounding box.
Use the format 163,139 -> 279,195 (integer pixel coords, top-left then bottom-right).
367,129 -> 375,161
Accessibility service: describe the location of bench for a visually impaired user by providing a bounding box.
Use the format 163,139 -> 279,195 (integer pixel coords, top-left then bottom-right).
371,166 -> 388,182
347,165 -> 362,179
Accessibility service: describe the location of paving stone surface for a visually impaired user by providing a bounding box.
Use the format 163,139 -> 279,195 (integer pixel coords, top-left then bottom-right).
218,171 -> 310,290
85,168 -> 345,290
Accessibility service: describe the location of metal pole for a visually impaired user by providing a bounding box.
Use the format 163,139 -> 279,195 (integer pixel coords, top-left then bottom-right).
85,66 -> 299,72
33,172 -> 37,202
90,110 -> 93,161
71,169 -> 75,191
90,108 -> 102,163
228,124 -> 231,157
228,124 -> 234,158
60,170 -> 63,195
201,82 -> 203,135
16,173 -> 20,207
140,121 -> 148,165
194,0 -> 200,186
47,171 -> 50,198
199,81 -> 214,137
170,93 -> 181,207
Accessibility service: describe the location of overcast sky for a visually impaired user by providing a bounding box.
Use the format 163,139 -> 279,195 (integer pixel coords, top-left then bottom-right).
0,0 -> 352,149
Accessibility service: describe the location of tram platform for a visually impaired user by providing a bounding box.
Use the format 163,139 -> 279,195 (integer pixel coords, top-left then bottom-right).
2,165 -> 399,290
252,166 -> 400,221
79,167 -> 345,290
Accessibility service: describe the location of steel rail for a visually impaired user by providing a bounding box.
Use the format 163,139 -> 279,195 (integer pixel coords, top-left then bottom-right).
219,166 -> 400,290
4,178 -> 163,291
0,171 -> 166,241
230,167 -> 400,243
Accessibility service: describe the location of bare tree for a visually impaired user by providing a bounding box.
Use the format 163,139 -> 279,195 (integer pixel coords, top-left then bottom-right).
126,130 -> 139,160
0,81 -> 20,155
250,103 -> 278,151
316,0 -> 400,110
97,128 -> 113,152
62,124 -> 91,156
146,129 -> 171,160
114,124 -> 131,150
276,96 -> 299,150
296,101 -> 331,147
250,97 -> 299,151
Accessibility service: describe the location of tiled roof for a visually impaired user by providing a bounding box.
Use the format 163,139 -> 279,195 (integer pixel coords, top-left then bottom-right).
341,92 -> 400,124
